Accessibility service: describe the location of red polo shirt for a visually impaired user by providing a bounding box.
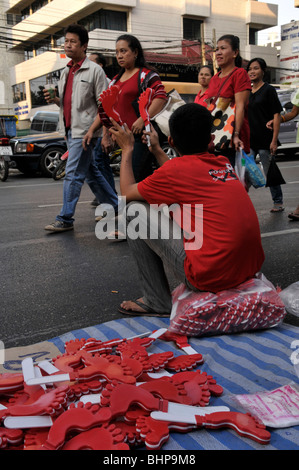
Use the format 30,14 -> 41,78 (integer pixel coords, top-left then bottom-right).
63,58 -> 85,129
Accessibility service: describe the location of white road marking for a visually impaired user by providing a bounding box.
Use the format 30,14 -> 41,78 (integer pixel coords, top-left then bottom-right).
38,201 -> 92,208
261,228 -> 299,238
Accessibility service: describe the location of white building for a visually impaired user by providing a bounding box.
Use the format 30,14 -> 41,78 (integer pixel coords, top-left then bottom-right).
279,20 -> 299,86
3,0 -> 280,131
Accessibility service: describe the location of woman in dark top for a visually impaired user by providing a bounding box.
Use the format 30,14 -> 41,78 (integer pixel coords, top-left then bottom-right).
247,57 -> 284,212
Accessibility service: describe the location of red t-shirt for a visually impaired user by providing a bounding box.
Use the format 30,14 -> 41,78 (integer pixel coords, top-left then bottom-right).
113,72 -> 140,129
203,68 -> 252,153
194,89 -> 209,105
138,153 -> 265,293
111,68 -> 167,129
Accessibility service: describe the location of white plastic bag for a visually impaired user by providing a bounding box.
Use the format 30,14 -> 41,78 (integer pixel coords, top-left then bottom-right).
230,382 -> 299,428
279,281 -> 299,316
234,149 -> 246,187
169,274 -> 287,337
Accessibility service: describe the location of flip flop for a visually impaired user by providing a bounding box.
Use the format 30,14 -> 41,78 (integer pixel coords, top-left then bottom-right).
118,299 -> 170,318
270,206 -> 285,213
288,212 -> 299,221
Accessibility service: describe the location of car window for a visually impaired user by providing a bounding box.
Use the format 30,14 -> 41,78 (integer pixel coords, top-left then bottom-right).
43,121 -> 58,132
31,120 -> 43,132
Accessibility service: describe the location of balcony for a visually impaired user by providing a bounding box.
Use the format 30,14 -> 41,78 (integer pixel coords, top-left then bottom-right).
8,0 -> 136,46
181,0 -> 210,18
245,0 -> 278,30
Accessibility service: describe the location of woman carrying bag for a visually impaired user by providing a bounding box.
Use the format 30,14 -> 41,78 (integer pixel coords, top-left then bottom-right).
103,34 -> 167,182
247,57 -> 285,213
202,34 -> 251,167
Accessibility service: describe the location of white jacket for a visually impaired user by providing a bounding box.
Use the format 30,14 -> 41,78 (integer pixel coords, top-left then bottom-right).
58,57 -> 108,138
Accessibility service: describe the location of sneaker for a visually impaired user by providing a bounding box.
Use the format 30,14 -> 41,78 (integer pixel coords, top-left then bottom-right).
44,221 -> 74,232
91,198 -> 99,207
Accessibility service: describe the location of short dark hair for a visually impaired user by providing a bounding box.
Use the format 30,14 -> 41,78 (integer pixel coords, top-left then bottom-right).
90,53 -> 107,67
169,103 -> 213,155
246,57 -> 267,73
64,24 -> 89,48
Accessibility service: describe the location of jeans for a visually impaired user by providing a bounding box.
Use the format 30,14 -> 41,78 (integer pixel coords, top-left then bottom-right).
251,148 -> 283,205
94,137 -> 116,192
56,131 -> 119,224
125,201 -> 197,313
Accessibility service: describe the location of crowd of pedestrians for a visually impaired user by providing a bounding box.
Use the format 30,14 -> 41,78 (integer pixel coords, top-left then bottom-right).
41,24 -> 297,317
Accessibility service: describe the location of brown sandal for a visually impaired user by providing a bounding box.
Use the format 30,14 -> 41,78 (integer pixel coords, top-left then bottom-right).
270,205 -> 284,213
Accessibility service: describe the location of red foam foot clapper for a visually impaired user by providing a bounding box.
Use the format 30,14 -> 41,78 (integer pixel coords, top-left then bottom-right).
0,328 -> 272,450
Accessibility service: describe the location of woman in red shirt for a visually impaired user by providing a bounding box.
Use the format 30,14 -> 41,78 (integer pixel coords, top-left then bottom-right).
102,34 -> 167,182
203,35 -> 251,166
194,65 -> 214,106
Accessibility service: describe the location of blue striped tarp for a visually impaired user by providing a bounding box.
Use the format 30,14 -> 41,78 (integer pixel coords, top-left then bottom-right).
48,316 -> 299,450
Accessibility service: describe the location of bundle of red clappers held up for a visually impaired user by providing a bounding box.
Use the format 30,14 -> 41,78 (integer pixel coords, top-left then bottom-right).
0,327 -> 273,450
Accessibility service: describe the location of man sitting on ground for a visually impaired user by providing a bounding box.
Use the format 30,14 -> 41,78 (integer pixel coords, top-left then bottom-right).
109,103 -> 265,317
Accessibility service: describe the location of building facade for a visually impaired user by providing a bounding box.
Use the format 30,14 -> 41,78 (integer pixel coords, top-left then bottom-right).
279,20 -> 299,85
3,0 -> 279,131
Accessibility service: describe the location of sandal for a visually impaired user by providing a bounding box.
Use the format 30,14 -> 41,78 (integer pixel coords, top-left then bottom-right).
118,299 -> 169,317
288,212 -> 299,221
270,205 -> 285,213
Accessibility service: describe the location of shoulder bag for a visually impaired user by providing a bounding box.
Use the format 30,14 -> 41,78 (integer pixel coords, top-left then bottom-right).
207,68 -> 238,152
134,69 -> 185,137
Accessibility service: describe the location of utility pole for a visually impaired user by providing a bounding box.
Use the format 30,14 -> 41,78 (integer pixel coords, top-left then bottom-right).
212,28 -> 217,74
201,23 -> 206,66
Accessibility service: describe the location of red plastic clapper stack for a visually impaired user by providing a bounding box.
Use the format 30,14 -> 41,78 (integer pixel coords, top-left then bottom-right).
169,274 -> 287,337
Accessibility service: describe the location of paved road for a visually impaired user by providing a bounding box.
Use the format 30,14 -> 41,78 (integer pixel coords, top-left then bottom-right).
0,155 -> 299,348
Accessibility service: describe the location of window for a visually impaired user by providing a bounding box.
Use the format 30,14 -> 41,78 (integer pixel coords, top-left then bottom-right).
21,7 -> 30,21
79,9 -> 127,32
249,28 -> 259,46
12,83 -> 26,103
183,18 -> 202,40
6,14 -> 14,25
31,0 -> 49,14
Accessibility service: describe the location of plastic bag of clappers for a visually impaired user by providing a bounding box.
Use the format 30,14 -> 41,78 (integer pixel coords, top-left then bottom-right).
243,151 -> 266,188
169,273 -> 287,337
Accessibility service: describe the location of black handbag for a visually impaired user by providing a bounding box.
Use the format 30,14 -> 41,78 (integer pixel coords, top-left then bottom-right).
266,158 -> 286,187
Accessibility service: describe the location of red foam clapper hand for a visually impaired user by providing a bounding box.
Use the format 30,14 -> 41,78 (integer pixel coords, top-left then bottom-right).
138,88 -> 154,146
98,86 -> 123,128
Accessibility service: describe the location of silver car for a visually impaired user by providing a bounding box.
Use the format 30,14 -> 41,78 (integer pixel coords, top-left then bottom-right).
277,88 -> 299,153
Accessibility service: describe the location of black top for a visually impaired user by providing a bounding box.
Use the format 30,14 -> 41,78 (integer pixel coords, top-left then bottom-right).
248,82 -> 282,151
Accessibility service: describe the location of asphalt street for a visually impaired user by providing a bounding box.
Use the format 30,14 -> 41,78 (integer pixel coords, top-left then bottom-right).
1,154 -> 299,349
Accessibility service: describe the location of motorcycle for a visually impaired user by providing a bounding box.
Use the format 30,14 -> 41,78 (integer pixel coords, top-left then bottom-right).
52,150 -> 68,180
0,137 -> 13,182
52,147 -> 122,181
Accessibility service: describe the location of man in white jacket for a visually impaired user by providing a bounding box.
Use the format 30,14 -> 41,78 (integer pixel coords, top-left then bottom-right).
44,24 -> 119,232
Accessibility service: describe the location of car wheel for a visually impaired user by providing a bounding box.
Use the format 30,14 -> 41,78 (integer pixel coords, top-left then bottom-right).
161,144 -> 178,159
0,156 -> 9,182
40,146 -> 65,177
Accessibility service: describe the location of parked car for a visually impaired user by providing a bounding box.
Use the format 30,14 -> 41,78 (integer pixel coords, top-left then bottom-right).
10,111 -> 67,177
277,88 -> 299,153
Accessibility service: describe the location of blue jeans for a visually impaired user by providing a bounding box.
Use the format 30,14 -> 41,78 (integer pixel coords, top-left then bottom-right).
251,148 -> 283,205
94,137 -> 116,192
56,131 -> 119,224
